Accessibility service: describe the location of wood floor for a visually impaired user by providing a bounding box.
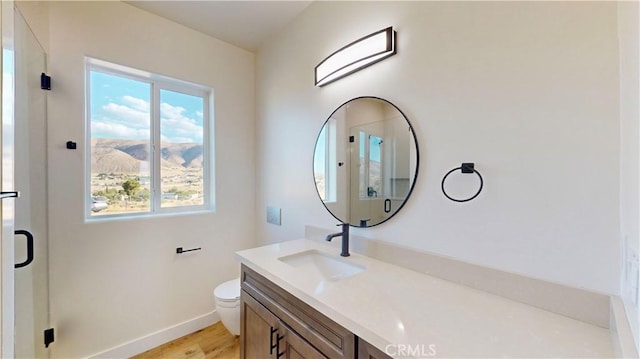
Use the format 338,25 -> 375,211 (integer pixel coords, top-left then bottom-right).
131,322 -> 239,359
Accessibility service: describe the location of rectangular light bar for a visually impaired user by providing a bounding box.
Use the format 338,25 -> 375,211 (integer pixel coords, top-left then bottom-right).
315,26 -> 396,87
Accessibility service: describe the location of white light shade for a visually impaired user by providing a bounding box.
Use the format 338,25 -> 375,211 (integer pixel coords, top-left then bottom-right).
315,27 -> 396,87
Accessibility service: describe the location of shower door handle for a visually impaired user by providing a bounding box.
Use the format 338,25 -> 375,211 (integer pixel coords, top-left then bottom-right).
14,230 -> 34,269
384,198 -> 391,213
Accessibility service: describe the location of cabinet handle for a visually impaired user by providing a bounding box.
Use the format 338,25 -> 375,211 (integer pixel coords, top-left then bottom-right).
276,333 -> 285,358
269,327 -> 278,354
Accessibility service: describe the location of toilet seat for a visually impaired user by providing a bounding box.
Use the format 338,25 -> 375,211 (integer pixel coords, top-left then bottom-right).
214,278 -> 240,302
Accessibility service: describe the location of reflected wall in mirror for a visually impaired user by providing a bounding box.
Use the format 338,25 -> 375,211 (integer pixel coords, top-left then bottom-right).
314,97 -> 419,227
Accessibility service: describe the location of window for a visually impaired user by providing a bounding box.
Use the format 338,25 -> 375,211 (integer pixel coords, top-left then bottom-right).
86,58 -> 213,218
314,117 -> 337,202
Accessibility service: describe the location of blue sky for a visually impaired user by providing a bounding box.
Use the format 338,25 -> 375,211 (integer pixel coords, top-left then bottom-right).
90,71 -> 204,144
2,49 -> 14,126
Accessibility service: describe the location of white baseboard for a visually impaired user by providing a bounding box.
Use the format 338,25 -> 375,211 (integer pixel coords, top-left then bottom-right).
610,297 -> 639,358
88,311 -> 220,358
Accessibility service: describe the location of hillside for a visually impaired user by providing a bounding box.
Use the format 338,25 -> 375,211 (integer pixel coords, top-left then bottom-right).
91,139 -> 203,174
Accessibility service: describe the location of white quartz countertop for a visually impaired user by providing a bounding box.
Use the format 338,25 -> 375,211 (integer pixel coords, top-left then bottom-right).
236,239 -> 613,358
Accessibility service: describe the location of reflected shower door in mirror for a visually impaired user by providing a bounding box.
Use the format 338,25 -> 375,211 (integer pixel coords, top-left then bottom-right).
314,97 -> 419,227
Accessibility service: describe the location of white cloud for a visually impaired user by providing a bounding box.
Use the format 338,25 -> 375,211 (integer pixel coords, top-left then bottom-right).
160,102 -> 187,119
101,102 -> 149,128
92,120 -> 150,140
160,102 -> 203,143
122,95 -> 150,112
91,96 -> 202,143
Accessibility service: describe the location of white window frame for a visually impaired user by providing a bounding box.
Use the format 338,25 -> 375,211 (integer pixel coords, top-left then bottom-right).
325,117 -> 337,203
315,118 -> 338,203
84,57 -> 215,221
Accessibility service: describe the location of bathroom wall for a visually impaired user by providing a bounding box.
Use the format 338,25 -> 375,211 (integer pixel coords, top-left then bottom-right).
618,1 -> 640,351
15,1 -> 49,54
28,2 -> 255,357
255,2 -> 620,294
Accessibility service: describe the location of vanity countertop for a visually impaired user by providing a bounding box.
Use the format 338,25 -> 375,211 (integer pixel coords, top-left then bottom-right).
236,239 -> 613,358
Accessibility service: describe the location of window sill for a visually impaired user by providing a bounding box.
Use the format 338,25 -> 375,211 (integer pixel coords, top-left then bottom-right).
85,208 -> 215,223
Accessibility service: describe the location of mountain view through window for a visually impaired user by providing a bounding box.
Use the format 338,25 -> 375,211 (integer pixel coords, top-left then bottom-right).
89,66 -> 208,217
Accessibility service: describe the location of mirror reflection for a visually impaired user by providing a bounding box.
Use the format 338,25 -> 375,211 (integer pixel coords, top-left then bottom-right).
314,97 -> 419,227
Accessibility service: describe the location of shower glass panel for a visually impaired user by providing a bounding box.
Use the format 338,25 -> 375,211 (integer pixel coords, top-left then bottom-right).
14,10 -> 49,358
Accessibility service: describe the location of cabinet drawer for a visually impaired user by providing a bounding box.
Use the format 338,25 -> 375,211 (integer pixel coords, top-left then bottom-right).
241,264 -> 356,359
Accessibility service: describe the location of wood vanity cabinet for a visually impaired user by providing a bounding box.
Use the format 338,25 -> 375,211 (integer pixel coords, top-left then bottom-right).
241,264 -> 353,358
242,264 -> 391,359
241,292 -> 326,358
357,339 -> 392,359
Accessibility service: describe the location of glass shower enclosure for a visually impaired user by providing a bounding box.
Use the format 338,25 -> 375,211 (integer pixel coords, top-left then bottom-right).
14,8 -> 50,359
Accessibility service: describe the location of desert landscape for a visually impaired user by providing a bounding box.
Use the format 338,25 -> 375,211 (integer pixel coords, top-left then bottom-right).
90,138 -> 204,215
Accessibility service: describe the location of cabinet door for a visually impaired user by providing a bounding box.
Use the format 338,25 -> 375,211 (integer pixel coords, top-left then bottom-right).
357,338 -> 392,359
279,324 -> 327,359
241,291 -> 279,359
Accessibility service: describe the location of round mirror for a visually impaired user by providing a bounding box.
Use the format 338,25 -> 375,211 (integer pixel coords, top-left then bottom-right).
313,97 -> 419,227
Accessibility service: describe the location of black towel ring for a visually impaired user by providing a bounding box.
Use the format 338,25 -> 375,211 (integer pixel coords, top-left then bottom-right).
441,163 -> 483,203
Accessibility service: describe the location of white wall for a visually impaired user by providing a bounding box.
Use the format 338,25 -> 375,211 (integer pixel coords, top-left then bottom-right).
256,2 -> 620,294
618,1 -> 640,351
42,2 -> 255,357
15,1 -> 49,55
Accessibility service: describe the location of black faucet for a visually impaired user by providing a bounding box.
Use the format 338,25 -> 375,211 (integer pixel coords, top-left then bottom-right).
325,223 -> 350,257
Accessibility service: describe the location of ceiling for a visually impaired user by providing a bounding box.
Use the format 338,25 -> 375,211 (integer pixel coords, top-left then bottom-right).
126,1 -> 312,52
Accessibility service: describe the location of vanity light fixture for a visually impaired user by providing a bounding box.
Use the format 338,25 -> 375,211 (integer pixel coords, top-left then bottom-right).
315,26 -> 396,87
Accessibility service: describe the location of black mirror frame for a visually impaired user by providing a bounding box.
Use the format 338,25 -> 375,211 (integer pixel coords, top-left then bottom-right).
313,96 -> 420,228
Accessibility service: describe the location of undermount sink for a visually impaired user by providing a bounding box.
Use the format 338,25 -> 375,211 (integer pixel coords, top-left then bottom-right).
278,250 -> 365,281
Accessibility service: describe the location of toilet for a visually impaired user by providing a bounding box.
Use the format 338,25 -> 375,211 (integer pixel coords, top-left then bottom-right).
214,278 -> 241,336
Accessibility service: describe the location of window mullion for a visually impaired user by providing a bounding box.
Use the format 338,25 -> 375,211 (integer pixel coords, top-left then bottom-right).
151,83 -> 162,213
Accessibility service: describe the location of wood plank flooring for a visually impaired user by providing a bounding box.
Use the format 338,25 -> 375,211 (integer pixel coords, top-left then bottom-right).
131,322 -> 239,359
